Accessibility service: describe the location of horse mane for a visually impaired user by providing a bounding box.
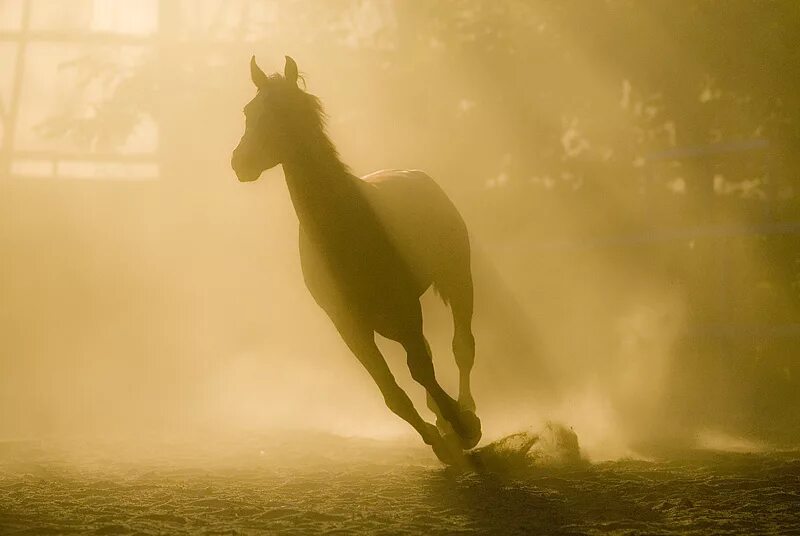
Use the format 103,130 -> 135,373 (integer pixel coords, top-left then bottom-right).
268,73 -> 350,174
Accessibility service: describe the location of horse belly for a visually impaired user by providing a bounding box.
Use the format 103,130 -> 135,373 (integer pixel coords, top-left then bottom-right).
298,227 -> 427,322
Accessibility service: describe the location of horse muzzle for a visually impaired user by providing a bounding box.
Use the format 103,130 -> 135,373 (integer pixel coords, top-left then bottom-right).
231,150 -> 261,182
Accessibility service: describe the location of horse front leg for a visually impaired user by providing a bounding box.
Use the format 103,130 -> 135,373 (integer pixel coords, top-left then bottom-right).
449,274 -> 477,413
398,304 -> 481,450
453,326 -> 476,412
330,315 -> 460,464
404,333 -> 481,450
426,392 -> 455,436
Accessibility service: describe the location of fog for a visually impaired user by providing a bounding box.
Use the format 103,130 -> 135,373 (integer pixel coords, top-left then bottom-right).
1,0 -> 798,462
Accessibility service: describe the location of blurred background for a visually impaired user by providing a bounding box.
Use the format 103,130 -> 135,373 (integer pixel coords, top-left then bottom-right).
0,0 -> 798,460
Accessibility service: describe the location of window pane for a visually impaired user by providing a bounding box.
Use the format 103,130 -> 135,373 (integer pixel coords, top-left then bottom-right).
91,0 -> 157,35
30,0 -> 93,32
0,0 -> 24,31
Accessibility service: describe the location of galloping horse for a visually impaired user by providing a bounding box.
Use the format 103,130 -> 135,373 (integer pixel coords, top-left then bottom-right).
231,56 -> 481,464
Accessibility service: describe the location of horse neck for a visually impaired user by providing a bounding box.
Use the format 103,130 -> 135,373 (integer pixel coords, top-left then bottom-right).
281,131 -> 360,233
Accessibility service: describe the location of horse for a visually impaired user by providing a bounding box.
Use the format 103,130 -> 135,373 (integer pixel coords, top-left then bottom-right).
231,56 -> 481,464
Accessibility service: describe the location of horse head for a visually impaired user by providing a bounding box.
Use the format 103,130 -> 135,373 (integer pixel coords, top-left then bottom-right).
231,56 -> 300,182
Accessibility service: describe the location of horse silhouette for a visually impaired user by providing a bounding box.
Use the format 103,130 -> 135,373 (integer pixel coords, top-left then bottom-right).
231,56 -> 481,464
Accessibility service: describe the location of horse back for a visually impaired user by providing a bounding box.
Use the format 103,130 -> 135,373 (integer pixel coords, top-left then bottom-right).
361,169 -> 471,279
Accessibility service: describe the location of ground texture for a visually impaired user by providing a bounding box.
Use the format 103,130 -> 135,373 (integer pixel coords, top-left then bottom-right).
1,433 -> 798,535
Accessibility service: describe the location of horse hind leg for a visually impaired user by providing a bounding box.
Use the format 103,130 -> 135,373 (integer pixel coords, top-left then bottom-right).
437,271 -> 477,412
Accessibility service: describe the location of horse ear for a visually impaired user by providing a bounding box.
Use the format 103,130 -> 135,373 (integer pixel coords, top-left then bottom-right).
250,56 -> 268,89
284,56 -> 298,87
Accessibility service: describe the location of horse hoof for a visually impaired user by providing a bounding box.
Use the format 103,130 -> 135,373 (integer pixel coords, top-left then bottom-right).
421,424 -> 466,466
433,434 -> 471,467
421,423 -> 442,446
457,410 -> 482,450
430,440 -> 456,465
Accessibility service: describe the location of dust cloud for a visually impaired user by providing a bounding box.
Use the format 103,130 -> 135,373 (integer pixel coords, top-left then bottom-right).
1,1 -> 798,466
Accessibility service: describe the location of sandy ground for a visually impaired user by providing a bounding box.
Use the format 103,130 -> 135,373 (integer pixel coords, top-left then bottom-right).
1,432 -> 799,535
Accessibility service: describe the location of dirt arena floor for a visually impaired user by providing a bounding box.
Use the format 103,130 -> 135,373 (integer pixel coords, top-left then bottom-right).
1,432 -> 798,535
